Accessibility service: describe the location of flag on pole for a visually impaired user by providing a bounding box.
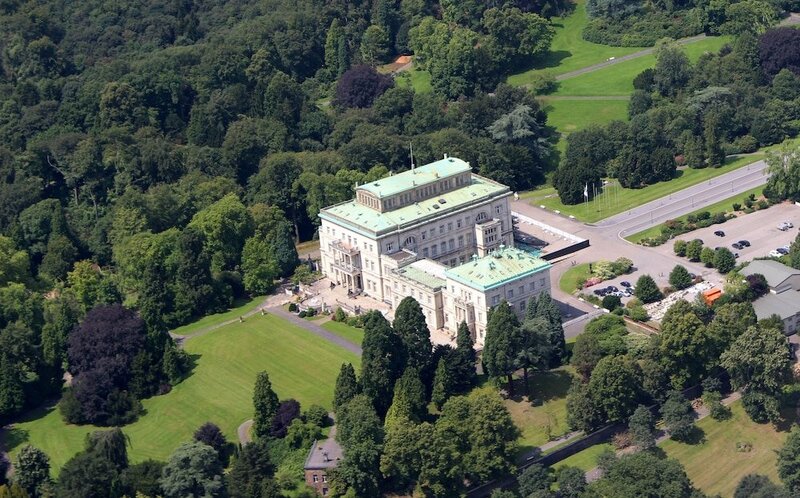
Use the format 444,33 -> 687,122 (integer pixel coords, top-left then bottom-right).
583,183 -> 588,199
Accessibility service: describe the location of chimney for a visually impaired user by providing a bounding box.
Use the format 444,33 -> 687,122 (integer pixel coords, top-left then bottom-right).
322,451 -> 329,462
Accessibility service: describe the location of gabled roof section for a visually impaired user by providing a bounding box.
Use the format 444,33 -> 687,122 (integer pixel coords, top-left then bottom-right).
445,246 -> 550,291
356,157 -> 471,199
741,260 -> 800,291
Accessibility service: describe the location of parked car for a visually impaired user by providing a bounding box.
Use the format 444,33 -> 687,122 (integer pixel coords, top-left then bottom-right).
778,221 -> 794,231
778,247 -> 789,255
738,240 -> 751,247
732,242 -> 743,250
714,230 -> 725,237
620,281 -> 631,288
770,249 -> 783,258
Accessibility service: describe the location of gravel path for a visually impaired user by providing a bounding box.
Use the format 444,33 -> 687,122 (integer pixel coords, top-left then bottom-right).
237,419 -> 254,445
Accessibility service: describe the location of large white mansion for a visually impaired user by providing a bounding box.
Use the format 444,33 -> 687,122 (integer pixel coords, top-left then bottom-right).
318,157 -> 551,344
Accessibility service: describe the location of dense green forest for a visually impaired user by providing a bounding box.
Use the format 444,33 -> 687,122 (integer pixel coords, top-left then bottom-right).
0,0 -> 567,433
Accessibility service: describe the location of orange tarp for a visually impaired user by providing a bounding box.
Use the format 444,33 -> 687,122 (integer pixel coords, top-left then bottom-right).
702,288 -> 722,306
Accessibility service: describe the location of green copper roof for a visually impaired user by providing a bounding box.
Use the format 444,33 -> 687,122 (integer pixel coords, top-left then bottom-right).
319,175 -> 509,237
445,247 -> 550,291
357,157 -> 471,199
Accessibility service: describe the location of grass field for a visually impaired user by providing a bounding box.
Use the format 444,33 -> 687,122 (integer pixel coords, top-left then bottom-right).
507,0 -> 644,86
396,68 -> 432,94
171,296 -> 266,336
321,321 -> 365,346
550,36 -> 731,97
662,402 -> 788,497
551,443 -> 613,472
626,185 -> 766,243
521,155 -> 763,223
505,367 -> 574,455
543,99 -> 629,136
5,314 -> 360,472
559,263 -> 591,294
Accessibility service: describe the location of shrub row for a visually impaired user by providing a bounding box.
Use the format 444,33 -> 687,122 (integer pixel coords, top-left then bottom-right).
583,9 -> 704,46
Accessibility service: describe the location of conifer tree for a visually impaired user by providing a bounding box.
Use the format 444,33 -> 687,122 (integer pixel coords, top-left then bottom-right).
452,321 -> 478,392
483,301 -> 521,394
361,311 -> 406,417
431,358 -> 453,410
535,293 -> 566,367
384,368 -> 426,429
333,363 -> 359,414
253,371 -> 279,439
393,297 -> 432,373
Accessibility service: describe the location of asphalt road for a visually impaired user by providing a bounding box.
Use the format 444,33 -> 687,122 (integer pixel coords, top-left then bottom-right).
594,159 -> 769,238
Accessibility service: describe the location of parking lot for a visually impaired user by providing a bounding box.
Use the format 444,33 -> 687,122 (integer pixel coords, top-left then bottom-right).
650,203 -> 800,264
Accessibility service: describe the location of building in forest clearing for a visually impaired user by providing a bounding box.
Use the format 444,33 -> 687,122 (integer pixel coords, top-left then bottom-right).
318,156 -> 551,344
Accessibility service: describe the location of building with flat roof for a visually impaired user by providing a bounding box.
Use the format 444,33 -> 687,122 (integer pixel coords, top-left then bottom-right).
741,260 -> 800,334
319,156 -> 552,344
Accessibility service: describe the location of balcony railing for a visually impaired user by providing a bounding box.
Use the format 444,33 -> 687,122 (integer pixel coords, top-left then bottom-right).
331,239 -> 360,255
332,259 -> 361,274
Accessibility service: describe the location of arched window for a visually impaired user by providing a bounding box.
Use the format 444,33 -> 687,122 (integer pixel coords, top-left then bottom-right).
476,211 -> 488,222
402,235 -> 417,251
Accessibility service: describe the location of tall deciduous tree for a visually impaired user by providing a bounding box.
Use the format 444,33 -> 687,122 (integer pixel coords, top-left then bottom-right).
334,66 -> 393,109
13,445 -> 50,498
661,390 -> 695,442
659,300 -> 712,388
628,405 -> 656,450
587,355 -> 643,423
331,395 -> 384,497
64,304 -> 149,425
160,441 -> 225,498
592,452 -> 696,497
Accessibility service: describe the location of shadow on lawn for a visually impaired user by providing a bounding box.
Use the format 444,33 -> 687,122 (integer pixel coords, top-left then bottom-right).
507,369 -> 574,403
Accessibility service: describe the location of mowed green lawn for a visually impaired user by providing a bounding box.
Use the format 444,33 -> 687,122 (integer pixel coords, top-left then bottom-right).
551,36 -> 731,96
322,321 -> 365,346
396,68 -> 432,94
505,367 -> 574,456
171,295 -> 266,336
662,402 -> 789,497
543,99 -> 629,135
5,314 -> 360,472
559,263 -> 591,294
507,0 -> 644,86
521,155 -> 762,223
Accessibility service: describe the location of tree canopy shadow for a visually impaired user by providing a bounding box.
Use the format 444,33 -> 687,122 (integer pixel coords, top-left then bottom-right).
674,425 -> 706,445
0,426 -> 30,452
